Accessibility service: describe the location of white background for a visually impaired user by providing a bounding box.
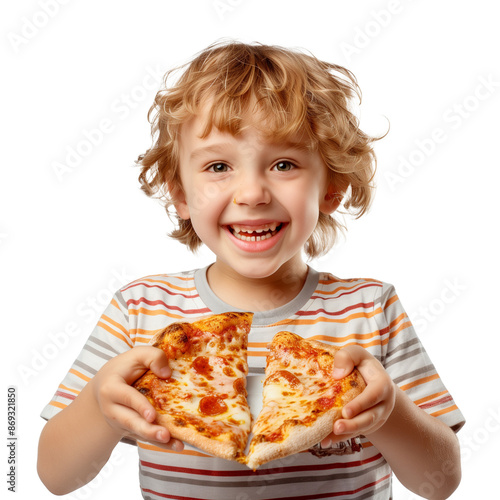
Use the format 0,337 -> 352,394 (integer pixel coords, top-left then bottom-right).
2,0 -> 499,498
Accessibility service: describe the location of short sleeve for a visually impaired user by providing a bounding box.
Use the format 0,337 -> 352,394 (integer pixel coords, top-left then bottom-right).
374,283 -> 465,433
40,290 -> 132,421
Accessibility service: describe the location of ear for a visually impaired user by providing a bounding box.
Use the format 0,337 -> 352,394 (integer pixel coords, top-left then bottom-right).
320,185 -> 343,215
168,181 -> 190,220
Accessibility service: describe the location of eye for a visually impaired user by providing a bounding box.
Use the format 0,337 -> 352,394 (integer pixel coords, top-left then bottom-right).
273,161 -> 295,172
207,162 -> 230,173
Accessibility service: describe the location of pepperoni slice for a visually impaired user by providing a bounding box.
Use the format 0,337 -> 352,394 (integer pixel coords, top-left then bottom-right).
264,370 -> 301,388
199,396 -> 228,416
233,377 -> 247,395
192,356 -> 213,379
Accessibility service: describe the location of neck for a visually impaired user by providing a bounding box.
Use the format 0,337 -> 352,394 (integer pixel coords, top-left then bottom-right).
206,259 -> 308,311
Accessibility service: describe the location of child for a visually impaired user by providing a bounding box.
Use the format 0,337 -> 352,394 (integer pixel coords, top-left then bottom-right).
38,41 -> 464,499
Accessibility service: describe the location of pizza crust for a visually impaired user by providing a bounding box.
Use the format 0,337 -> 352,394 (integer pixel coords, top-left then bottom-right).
245,407 -> 341,470
156,413 -> 242,460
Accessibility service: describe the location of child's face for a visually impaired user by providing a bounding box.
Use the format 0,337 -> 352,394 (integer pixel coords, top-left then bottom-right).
173,109 -> 337,281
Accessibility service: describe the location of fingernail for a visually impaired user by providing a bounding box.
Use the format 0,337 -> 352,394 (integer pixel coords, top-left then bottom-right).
156,430 -> 167,441
172,440 -> 184,452
335,423 -> 345,434
159,367 -> 170,378
321,439 -> 332,449
332,368 -> 345,379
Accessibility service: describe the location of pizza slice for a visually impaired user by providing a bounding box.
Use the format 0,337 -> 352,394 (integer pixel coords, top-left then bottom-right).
245,331 -> 366,470
133,312 -> 253,462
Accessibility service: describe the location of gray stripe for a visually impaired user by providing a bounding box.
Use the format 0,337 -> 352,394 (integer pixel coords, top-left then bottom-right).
249,366 -> 265,374
74,359 -> 98,376
140,458 -> 386,488
89,335 -> 121,355
84,343 -> 114,361
392,364 -> 435,386
384,343 -> 423,370
385,338 -> 421,360
115,290 -> 128,310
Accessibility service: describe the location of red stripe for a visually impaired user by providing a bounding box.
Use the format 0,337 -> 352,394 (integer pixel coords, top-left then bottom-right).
141,472 -> 391,500
283,473 -> 392,499
419,395 -> 453,410
55,391 -> 76,401
140,452 -> 383,476
122,281 -> 199,299
311,282 -> 382,301
126,297 -> 210,315
295,302 -> 375,317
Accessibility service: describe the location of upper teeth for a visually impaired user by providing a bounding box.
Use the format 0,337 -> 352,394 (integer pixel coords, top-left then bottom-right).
231,223 -> 279,234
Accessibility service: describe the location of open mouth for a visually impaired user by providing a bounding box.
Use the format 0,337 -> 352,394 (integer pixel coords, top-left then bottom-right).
227,223 -> 284,242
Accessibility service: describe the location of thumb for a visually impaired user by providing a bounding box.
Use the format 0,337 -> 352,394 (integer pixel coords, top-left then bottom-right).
148,347 -> 171,379
332,345 -> 366,379
124,346 -> 171,383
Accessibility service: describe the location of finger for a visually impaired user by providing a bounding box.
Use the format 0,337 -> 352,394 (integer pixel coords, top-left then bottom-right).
149,349 -> 172,379
334,402 -> 386,436
332,345 -> 367,379
109,383 -> 159,423
342,379 -> 385,419
111,403 -> 172,444
122,346 -> 171,383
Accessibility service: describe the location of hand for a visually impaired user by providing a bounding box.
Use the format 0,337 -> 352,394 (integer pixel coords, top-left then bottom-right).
321,346 -> 396,447
90,346 -> 184,451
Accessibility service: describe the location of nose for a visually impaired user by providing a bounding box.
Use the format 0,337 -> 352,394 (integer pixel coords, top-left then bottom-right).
233,171 -> 271,207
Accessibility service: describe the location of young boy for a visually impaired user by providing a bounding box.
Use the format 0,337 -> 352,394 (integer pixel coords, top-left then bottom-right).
38,41 -> 464,499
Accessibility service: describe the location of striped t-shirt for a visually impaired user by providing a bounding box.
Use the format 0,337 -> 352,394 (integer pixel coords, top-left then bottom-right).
41,266 -> 465,500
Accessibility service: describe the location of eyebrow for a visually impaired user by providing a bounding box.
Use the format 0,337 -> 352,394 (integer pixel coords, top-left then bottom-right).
189,140 -> 312,160
189,144 -> 234,160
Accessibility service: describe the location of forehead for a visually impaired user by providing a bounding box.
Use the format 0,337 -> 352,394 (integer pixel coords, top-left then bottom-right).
178,105 -> 316,157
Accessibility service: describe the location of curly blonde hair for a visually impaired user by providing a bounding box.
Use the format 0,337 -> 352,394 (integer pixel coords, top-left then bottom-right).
137,40 -> 382,258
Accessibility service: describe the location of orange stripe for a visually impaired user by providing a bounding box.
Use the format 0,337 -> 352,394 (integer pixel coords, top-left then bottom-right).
137,442 -> 209,457
388,318 -> 412,340
98,321 -> 134,347
431,405 -> 458,418
400,373 -> 440,391
311,282 -> 374,296
102,313 -> 129,337
49,401 -> 67,410
131,329 -> 164,336
69,368 -> 91,382
247,334 -> 389,356
385,293 -> 399,308
141,278 -> 197,292
129,308 -> 184,319
414,390 -> 448,406
133,338 -> 153,345
247,330 -> 383,349
270,308 -> 383,327
110,297 -> 121,310
59,384 -> 79,395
